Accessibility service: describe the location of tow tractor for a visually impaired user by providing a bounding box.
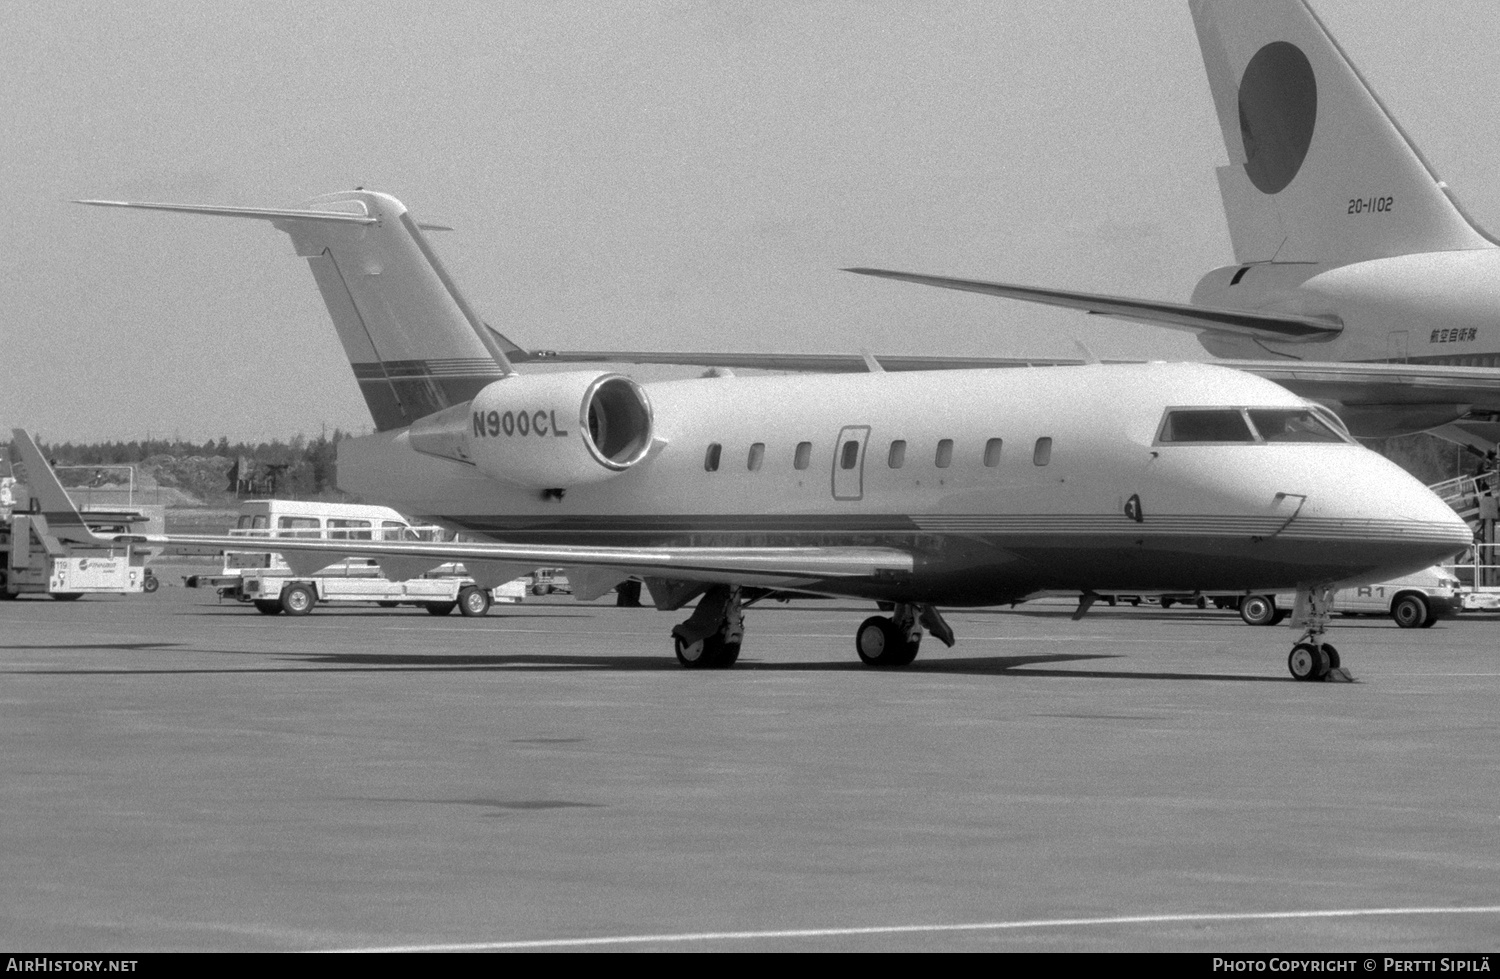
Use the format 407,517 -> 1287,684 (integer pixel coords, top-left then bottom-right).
1,469 -> 161,601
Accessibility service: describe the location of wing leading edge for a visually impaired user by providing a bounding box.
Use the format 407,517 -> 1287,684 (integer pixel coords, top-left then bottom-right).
125,532 -> 915,594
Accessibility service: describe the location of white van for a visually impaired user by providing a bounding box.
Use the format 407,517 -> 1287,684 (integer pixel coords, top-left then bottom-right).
1239,566 -> 1464,628
186,500 -> 423,588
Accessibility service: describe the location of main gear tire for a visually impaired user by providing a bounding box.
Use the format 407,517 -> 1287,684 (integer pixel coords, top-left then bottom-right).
855,615 -> 920,667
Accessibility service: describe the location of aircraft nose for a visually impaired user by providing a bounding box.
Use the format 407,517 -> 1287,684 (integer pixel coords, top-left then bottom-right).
1289,451 -> 1471,582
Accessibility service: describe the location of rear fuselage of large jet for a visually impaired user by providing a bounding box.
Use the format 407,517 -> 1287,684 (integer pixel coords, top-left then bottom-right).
1192,251 -> 1500,367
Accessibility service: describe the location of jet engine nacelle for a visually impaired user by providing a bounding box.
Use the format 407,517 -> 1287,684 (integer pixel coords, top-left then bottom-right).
408,372 -> 654,489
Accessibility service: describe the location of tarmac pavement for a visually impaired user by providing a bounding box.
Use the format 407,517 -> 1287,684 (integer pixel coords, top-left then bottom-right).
2,574 -> 1497,952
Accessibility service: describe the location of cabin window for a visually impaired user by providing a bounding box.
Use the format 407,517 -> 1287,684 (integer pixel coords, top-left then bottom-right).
328,518 -> 372,541
840,440 -> 860,470
747,442 -> 765,471
983,438 -> 1003,468
794,441 -> 812,470
935,439 -> 953,469
704,443 -> 722,472
1157,409 -> 1255,443
888,440 -> 906,469
1033,437 -> 1052,466
1246,409 -> 1347,443
277,516 -> 320,538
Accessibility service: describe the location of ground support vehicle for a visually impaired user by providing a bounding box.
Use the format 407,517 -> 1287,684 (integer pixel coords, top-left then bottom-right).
528,568 -> 571,596
1,498 -> 161,600
173,500 -> 528,615
1238,566 -> 1463,628
1093,592 -> 1239,610
240,569 -> 524,616
1440,544 -> 1500,611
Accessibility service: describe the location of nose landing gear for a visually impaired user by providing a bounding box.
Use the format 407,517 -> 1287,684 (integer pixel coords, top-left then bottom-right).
1287,583 -> 1352,682
1287,641 -> 1341,681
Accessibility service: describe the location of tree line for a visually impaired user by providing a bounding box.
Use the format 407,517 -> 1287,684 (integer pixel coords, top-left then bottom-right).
18,431 -> 353,500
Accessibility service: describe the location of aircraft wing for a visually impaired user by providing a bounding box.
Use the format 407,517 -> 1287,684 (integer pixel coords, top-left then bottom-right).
844,267 -> 1343,342
1229,361 -> 1500,438
1236,361 -> 1500,406
125,532 -> 914,595
508,348 -> 1085,372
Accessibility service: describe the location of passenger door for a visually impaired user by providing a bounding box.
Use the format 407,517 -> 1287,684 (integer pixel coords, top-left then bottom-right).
831,425 -> 871,501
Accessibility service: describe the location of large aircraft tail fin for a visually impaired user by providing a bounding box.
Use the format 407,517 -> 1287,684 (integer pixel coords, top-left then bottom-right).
77,191 -> 524,432
1190,0 -> 1495,264
8,430 -> 114,545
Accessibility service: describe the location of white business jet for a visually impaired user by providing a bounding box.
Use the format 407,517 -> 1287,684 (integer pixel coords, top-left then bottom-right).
74,190 -> 1468,680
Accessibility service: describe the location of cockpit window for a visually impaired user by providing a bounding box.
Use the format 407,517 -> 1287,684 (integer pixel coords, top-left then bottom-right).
1246,409 -> 1347,443
1156,406 -> 1354,445
1157,409 -> 1256,443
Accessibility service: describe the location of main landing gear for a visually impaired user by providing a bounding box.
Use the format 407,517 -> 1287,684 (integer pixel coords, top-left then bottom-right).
671,584 -> 744,669
668,589 -> 957,670
855,603 -> 955,668
1286,583 -> 1352,683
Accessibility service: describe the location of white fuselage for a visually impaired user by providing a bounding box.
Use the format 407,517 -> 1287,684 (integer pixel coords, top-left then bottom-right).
338,363 -> 1468,605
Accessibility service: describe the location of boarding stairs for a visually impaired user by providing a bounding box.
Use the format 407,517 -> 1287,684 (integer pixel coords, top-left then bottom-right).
1429,471 -> 1500,607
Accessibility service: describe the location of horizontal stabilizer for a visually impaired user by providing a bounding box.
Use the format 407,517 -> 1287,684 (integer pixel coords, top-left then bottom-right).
75,199 -> 377,225
845,268 -> 1342,342
78,190 -> 513,432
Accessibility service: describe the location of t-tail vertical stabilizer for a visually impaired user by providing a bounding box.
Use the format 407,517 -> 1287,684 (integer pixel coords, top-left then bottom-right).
76,191 -> 524,431
1190,0 -> 1494,265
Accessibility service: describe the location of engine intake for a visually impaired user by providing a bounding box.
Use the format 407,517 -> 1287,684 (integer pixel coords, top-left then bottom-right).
408,371 -> 655,488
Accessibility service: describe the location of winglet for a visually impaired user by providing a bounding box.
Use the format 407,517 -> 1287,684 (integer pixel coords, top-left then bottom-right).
7,430 -> 114,545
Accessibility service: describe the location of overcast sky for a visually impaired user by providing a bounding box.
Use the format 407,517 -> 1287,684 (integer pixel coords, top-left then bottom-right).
3,0 -> 1497,443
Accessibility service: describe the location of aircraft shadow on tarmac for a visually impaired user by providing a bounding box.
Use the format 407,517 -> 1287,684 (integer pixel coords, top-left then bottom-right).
241,648 -> 1288,682
186,608 -> 595,620
336,796 -> 607,816
3,641 -> 1287,682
